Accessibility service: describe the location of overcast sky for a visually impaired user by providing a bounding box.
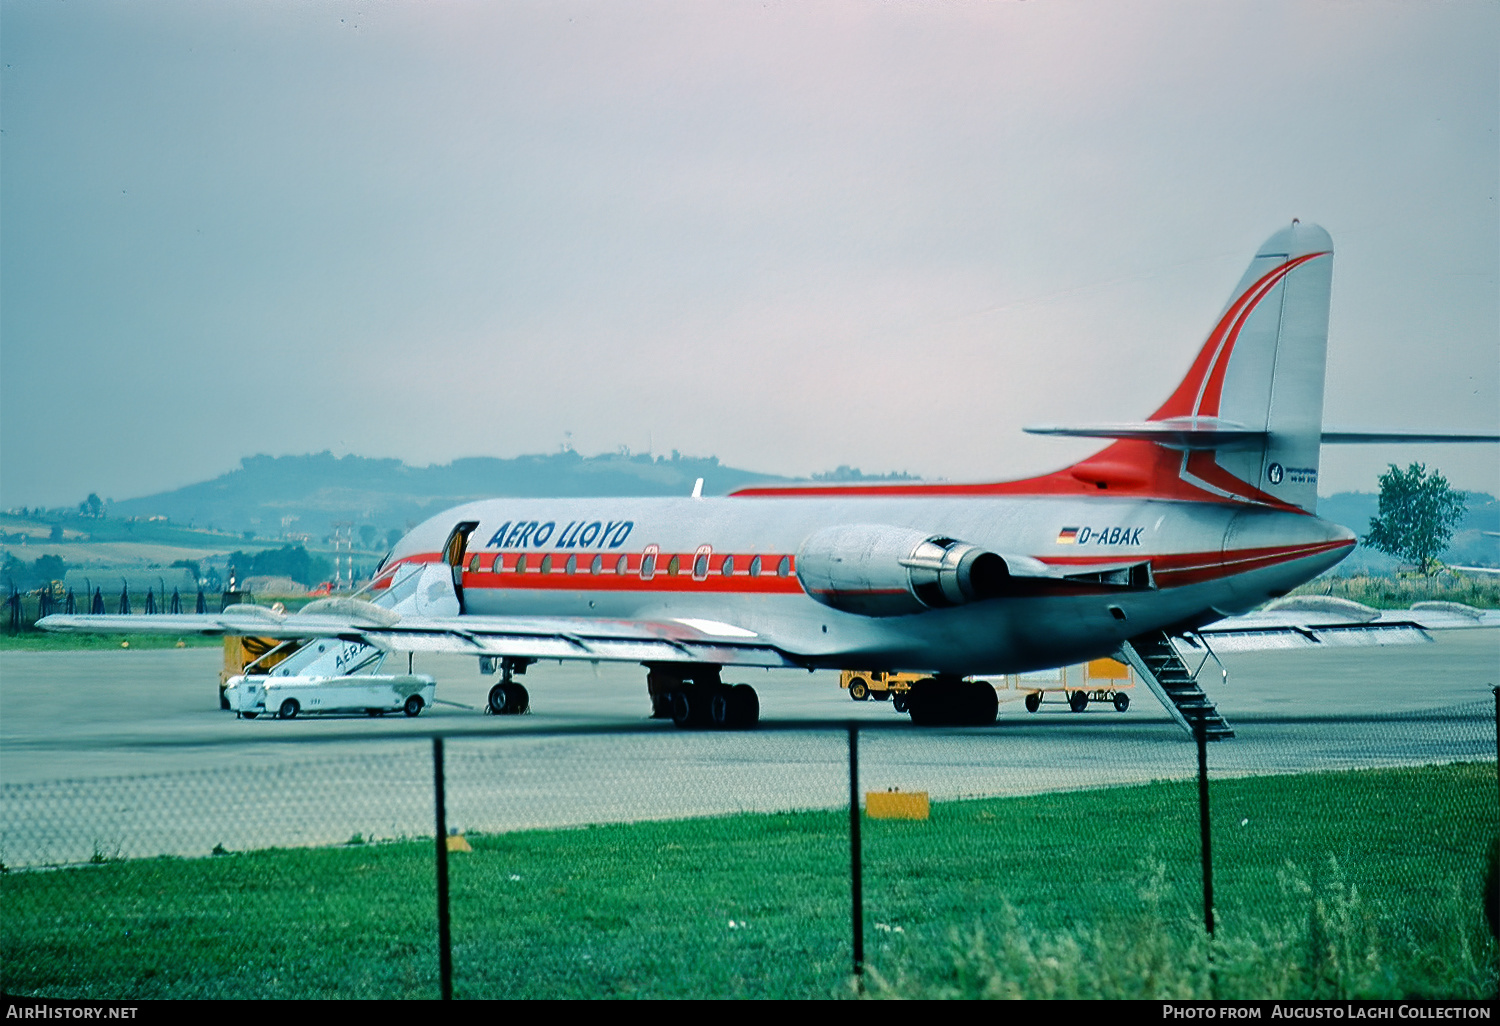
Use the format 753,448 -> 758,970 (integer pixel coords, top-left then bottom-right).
2,0 -> 1495,508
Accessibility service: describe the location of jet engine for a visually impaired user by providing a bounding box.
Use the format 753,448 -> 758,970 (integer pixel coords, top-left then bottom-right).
795,524 -> 1011,617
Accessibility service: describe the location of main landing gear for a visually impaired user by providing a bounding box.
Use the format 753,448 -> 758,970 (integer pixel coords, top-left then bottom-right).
903,676 -> 997,727
646,664 -> 760,730
486,657 -> 532,716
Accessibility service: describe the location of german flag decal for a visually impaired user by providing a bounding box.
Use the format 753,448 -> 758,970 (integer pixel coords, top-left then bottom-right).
1056,527 -> 1079,544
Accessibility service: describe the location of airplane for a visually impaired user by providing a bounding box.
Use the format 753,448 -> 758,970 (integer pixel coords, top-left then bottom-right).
39,221 -> 1499,737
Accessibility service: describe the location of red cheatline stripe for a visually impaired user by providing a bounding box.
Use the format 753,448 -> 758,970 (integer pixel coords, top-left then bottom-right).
379,538 -> 1350,599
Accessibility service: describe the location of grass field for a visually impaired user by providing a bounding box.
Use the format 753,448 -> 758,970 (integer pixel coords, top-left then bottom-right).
1292,572 -> 1500,609
0,632 -> 221,651
2,763 -> 1494,1000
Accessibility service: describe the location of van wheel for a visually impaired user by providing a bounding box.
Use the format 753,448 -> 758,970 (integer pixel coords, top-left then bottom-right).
279,699 -> 299,720
243,711 -> 259,720
404,695 -> 424,718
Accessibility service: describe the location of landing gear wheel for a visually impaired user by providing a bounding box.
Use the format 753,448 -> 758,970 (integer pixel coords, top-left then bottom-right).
709,684 -> 736,728
1024,692 -> 1041,713
403,695 -> 424,717
278,699 -> 299,720
967,680 -> 998,726
488,682 -> 529,715
1069,690 -> 1088,713
730,683 -> 759,728
849,678 -> 869,701
1113,692 -> 1130,713
906,678 -> 939,725
670,689 -> 705,728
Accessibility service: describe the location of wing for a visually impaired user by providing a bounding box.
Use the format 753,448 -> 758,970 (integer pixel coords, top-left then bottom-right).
1188,597 -> 1499,652
36,606 -> 802,669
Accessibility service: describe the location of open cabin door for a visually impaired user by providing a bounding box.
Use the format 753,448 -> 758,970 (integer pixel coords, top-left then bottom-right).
443,521 -> 480,614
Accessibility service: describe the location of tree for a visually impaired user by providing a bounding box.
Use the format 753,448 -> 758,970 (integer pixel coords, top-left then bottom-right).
1363,463 -> 1467,575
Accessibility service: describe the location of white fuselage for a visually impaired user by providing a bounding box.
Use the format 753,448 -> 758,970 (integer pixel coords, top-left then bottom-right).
381,493 -> 1354,676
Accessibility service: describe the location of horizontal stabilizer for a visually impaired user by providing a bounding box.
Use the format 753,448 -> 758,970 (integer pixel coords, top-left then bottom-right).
1025,424 -> 1498,449
1319,431 -> 1499,444
1024,418 -> 1265,450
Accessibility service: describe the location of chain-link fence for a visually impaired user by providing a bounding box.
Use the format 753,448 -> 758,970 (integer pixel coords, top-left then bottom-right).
3,704 -> 1496,1000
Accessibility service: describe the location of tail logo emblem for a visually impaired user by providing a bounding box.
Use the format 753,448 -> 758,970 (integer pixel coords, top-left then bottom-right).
1267,463 -> 1284,485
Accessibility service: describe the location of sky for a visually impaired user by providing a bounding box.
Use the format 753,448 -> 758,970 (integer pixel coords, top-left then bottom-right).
2,0 -> 1496,508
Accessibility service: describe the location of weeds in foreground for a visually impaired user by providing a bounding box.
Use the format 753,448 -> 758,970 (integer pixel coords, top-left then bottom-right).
862,857 -> 1497,1000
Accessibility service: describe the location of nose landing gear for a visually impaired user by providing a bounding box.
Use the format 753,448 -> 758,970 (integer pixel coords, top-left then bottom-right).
485,657 -> 533,715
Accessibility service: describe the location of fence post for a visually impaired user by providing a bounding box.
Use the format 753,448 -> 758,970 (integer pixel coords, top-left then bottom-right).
848,725 -> 864,979
433,737 -> 453,1001
1196,713 -> 1214,938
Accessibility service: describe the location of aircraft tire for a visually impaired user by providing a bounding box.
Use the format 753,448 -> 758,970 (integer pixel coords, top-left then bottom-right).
670,689 -> 703,728
1113,692 -> 1130,713
730,683 -> 759,728
505,683 -> 530,715
709,684 -> 736,728
968,681 -> 998,725
1024,692 -> 1041,713
906,678 -> 939,725
279,699 -> 299,720
1069,690 -> 1088,713
487,683 -> 508,715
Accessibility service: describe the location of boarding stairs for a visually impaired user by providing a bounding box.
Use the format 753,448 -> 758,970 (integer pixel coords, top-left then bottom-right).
1120,630 -> 1235,741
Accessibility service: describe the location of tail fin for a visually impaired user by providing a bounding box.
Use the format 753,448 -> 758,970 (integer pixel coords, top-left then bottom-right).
1163,221 -> 1333,513
1027,222 -> 1334,512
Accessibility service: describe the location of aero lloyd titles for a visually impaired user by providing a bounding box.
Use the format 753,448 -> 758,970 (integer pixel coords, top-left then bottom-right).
485,519 -> 634,550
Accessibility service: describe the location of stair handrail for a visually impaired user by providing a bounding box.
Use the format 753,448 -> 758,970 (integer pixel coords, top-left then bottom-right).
1179,632 -> 1229,688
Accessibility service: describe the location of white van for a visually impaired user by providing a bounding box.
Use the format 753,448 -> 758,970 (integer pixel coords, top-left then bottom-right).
226,673 -> 437,720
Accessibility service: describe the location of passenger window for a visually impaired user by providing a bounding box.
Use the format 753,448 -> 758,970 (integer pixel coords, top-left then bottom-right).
693,553 -> 709,578
641,545 -> 658,580
777,556 -> 790,577
566,555 -> 577,575
591,555 -> 602,575
515,555 -> 528,574
721,555 -> 735,576
492,555 -> 504,572
616,555 -> 628,575
540,554 -> 553,574
667,555 -> 680,576
468,555 -> 480,572
749,556 -> 761,578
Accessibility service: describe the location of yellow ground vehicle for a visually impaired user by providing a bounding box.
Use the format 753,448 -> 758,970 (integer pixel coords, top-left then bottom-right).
840,657 -> 1136,715
839,669 -> 927,710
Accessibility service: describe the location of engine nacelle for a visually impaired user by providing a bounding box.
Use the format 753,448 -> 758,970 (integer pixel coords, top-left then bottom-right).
795,524 -> 1010,617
